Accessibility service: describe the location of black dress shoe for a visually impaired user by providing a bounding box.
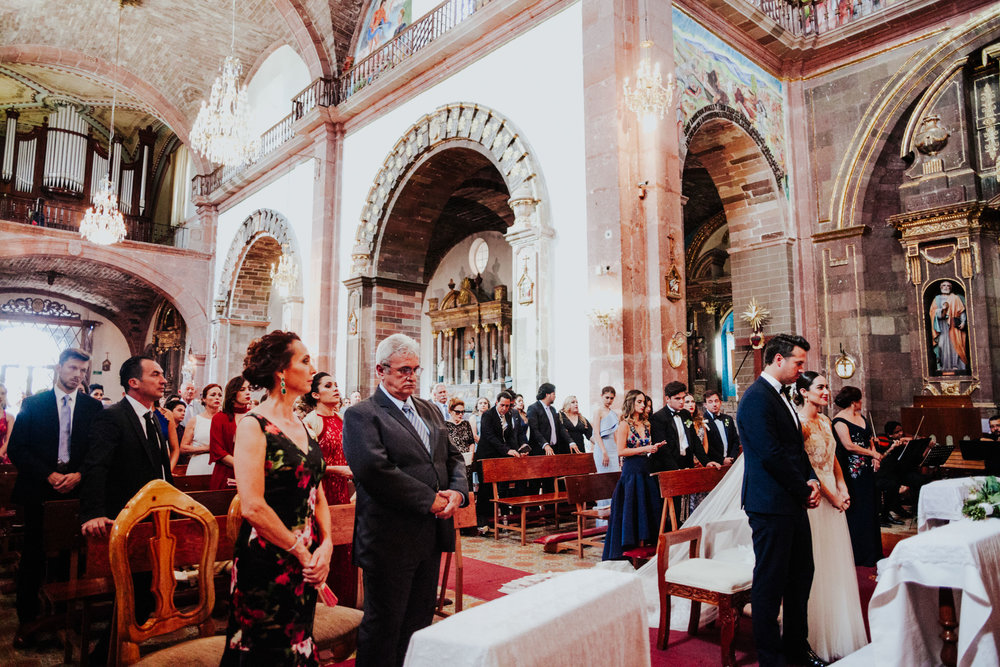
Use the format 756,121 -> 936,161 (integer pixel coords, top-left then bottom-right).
887,514 -> 905,525
802,647 -> 830,667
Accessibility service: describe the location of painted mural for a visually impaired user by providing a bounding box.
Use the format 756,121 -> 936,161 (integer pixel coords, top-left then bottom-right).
354,0 -> 413,62
673,8 -> 787,179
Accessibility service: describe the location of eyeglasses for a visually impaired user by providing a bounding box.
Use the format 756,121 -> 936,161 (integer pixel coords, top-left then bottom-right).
386,365 -> 422,377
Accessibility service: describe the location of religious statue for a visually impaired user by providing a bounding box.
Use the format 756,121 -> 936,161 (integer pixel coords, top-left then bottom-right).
928,280 -> 969,374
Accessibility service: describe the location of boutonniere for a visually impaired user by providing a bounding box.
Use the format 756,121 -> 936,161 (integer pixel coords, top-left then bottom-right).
684,419 -> 693,429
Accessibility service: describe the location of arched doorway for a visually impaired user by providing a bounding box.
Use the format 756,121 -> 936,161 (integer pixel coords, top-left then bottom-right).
682,105 -> 791,392
214,209 -> 303,381
344,103 -> 550,397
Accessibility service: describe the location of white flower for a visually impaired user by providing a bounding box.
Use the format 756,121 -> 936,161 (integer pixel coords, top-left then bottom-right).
979,502 -> 995,516
291,638 -> 314,657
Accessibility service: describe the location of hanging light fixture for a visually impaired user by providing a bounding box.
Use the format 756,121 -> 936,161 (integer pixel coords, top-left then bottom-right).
270,245 -> 297,296
80,1 -> 128,245
623,0 -> 677,131
190,0 -> 259,167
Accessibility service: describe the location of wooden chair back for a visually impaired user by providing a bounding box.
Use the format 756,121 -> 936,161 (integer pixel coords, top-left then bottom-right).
187,488 -> 237,518
480,453 -> 596,484
654,464 -> 731,533
108,480 -> 219,665
328,502 -> 356,546
564,472 -> 621,510
453,493 -> 477,529
226,495 -> 242,543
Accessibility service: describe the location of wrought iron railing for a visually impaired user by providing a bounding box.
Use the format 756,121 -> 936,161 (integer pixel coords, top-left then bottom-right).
0,192 -> 178,245
750,0 -> 905,37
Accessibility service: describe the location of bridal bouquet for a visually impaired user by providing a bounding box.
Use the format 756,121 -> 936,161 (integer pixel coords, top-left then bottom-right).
961,476 -> 1000,521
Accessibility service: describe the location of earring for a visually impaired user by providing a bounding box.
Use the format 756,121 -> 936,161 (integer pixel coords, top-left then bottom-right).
280,375 -> 286,395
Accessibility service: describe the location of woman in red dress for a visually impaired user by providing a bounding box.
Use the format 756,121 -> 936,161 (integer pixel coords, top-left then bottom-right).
302,372 -> 355,605
209,376 -> 252,490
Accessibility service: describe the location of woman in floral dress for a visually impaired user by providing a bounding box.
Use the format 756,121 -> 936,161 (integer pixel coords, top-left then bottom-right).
302,371 -> 356,606
222,331 -> 332,666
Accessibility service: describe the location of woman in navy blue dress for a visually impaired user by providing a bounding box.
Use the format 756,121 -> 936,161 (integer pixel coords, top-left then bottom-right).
603,390 -> 665,561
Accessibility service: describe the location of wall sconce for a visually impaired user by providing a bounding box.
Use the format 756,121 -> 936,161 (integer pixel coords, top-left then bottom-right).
637,181 -> 649,200
587,307 -> 619,330
834,344 -> 857,379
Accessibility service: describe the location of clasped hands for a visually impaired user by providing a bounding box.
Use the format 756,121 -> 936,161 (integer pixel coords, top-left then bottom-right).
430,489 -> 463,519
806,480 -> 822,509
48,471 -> 81,494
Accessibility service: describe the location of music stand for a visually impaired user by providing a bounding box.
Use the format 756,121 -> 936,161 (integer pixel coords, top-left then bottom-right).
959,440 -> 994,461
922,442 -> 955,467
895,437 -> 931,472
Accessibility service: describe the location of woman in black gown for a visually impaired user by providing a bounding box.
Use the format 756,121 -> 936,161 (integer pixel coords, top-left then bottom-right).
831,386 -> 884,567
222,331 -> 332,666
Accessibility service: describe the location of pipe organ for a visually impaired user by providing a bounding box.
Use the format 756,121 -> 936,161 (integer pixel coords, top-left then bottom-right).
0,107 -> 158,239
427,277 -> 512,400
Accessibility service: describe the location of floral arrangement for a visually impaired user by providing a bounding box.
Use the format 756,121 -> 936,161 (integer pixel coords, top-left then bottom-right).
962,476 -> 1000,521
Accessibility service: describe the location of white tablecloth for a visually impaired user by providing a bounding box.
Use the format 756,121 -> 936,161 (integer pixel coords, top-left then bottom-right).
917,477 -> 986,532
403,569 -> 650,667
869,519 -> 1000,666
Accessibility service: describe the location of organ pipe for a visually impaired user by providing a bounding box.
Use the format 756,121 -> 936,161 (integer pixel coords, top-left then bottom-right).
15,138 -> 36,192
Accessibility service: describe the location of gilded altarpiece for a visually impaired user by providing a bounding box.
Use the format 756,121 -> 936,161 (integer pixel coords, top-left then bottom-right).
426,277 -> 511,402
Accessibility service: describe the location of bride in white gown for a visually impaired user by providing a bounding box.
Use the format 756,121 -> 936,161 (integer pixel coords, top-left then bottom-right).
599,373 -> 868,662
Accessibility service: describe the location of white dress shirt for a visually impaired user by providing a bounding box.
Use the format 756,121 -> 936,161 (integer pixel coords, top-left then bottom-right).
53,385 -> 77,464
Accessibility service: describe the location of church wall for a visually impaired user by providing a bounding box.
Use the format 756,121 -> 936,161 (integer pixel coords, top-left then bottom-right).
246,45 -> 312,139
337,2 -> 589,404
214,161 -> 316,354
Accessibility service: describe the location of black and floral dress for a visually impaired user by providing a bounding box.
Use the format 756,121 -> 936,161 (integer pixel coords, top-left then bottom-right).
221,414 -> 326,666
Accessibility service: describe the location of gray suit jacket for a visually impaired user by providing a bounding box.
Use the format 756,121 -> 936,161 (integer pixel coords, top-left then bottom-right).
342,386 -> 468,569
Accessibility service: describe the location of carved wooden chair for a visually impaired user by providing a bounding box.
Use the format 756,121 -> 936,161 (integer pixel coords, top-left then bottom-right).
564,472 -> 621,558
226,495 -> 363,663
655,526 -> 752,667
108,479 -> 225,665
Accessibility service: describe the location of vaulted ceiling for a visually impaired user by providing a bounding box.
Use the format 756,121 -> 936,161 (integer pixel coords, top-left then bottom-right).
0,0 -> 366,154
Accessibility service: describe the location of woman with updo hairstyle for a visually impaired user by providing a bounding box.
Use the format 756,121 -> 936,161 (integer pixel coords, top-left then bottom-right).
180,383 -> 222,475
221,331 -> 332,666
209,376 -> 252,490
832,385 -> 884,567
602,389 -> 665,561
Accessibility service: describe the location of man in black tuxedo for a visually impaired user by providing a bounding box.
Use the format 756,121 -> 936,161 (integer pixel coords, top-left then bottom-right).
79,356 -> 173,537
343,334 -> 467,667
736,334 -> 824,667
649,381 -> 712,472
526,383 -> 574,455
474,390 -> 526,529
7,348 -> 103,644
704,389 -> 740,464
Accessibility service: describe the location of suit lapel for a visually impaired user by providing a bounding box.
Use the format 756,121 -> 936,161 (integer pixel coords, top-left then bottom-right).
122,400 -> 162,470
374,388 -> 430,457
761,379 -> 799,434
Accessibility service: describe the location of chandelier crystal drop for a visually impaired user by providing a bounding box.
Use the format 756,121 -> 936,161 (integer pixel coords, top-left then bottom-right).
270,245 -> 297,295
80,177 -> 127,245
624,41 -> 675,129
190,54 -> 260,167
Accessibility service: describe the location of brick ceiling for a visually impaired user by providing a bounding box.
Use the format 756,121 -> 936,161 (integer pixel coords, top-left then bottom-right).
0,255 -> 169,352
0,0 -> 365,138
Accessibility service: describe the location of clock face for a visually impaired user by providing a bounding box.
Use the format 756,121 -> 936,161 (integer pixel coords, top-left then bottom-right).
469,238 -> 489,274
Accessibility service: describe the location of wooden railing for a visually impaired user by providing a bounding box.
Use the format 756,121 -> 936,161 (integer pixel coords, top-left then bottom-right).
0,192 -> 177,246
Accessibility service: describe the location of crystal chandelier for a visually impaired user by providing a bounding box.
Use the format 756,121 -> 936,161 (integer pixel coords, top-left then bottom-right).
190,0 -> 259,167
81,1 -> 127,245
624,41 -> 675,129
81,177 -> 127,245
270,245 -> 297,296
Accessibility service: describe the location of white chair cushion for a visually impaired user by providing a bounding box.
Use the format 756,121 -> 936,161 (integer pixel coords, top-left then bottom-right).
134,635 -> 226,666
662,558 -> 753,594
710,546 -> 755,566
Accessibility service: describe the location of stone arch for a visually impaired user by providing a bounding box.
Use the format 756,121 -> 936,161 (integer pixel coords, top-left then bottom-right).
829,4 -> 1000,229
344,102 -> 551,395
216,208 -> 303,316
683,112 -> 796,373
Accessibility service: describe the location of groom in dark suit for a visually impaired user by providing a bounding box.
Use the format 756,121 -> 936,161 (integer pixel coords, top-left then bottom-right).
7,348 -> 103,643
736,334 -> 824,667
343,333 -> 468,667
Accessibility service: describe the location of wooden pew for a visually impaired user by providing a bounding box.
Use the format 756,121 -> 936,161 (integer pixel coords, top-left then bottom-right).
173,474 -> 213,492
564,472 -> 621,558
620,464 -> 732,568
0,469 -> 20,567
480,454 -> 597,545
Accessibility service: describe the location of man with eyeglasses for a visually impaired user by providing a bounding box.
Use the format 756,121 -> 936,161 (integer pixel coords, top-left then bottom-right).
343,333 -> 468,667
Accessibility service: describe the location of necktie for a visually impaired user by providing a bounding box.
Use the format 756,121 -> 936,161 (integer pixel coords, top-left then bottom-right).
58,395 -> 72,464
144,412 -> 165,479
402,404 -> 430,454
544,406 -> 557,446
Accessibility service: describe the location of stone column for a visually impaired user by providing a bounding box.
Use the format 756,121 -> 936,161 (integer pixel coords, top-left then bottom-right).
506,196 -> 554,395
306,122 -> 344,374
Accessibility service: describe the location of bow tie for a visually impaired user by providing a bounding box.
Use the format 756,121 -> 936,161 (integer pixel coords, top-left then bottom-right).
780,385 -> 792,401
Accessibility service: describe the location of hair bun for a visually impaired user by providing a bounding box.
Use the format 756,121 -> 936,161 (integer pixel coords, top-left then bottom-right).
243,330 -> 300,391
